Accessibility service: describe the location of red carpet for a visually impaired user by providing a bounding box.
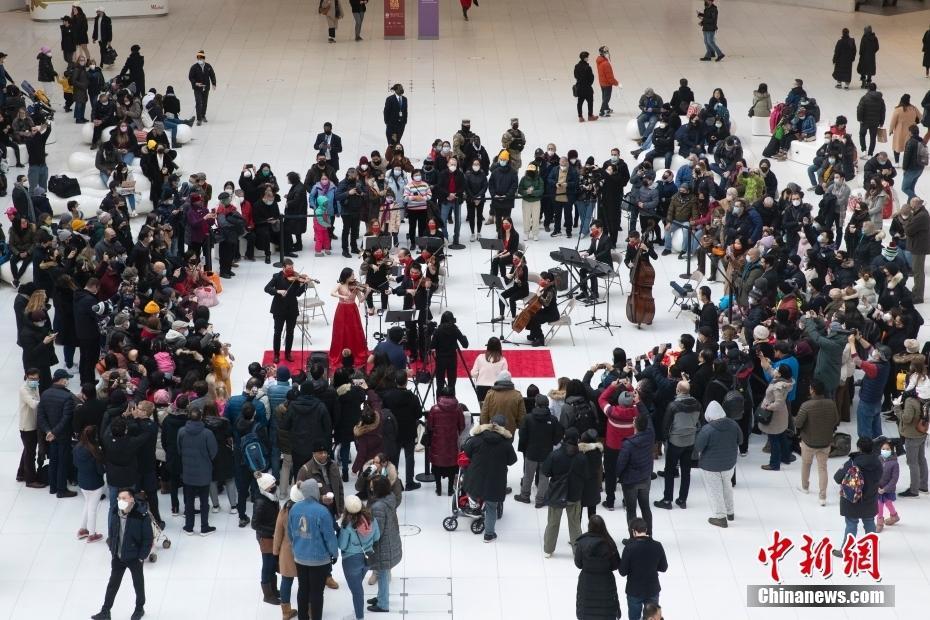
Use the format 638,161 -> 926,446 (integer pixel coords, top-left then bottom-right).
262,349 -> 555,378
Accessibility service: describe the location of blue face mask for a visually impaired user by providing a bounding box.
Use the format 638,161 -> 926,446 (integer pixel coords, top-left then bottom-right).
26,380 -> 39,390
499,161 -> 507,167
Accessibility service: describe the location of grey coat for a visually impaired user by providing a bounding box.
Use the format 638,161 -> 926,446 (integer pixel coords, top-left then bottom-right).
694,417 -> 743,472
177,420 -> 218,486
663,395 -> 701,448
369,492 -> 402,571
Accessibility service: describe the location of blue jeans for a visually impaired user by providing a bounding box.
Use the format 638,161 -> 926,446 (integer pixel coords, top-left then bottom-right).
577,199 -> 595,234
637,113 -> 658,138
703,31 -> 723,58
664,220 -> 695,253
440,200 -> 462,242
342,553 -> 366,618
124,193 -> 136,212
842,516 -> 876,547
856,399 -> 883,440
28,164 -> 48,192
338,442 -> 352,474
74,100 -> 87,122
627,593 -> 659,620
280,575 -> 294,604
260,551 -> 277,584
807,163 -> 823,188
902,168 -> 923,201
484,500 -> 499,536
768,431 -> 787,469
377,567 -> 391,610
99,171 -> 110,189
163,117 -> 180,144
48,439 -> 72,495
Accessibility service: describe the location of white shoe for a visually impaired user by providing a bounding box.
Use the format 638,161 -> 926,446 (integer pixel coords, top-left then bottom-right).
544,552 -> 552,559
211,505 -> 220,514
470,233 -> 476,242
228,506 -> 237,514
533,233 -> 539,241
820,498 -> 827,506
797,486 -> 809,494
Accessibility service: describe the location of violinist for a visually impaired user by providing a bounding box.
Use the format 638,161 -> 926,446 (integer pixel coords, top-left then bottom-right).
490,216 -> 520,277
577,219 -> 613,302
393,263 -> 433,361
264,258 -> 309,363
329,267 -> 370,369
495,250 -> 528,322
420,216 -> 445,260
525,270 -> 560,347
360,246 -> 392,315
624,230 -> 658,269
414,248 -> 441,284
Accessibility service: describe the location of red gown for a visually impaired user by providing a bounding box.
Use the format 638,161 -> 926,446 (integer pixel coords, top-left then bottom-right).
329,299 -> 369,370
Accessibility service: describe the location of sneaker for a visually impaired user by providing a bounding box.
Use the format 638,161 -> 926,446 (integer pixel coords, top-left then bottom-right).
543,552 -> 552,558
727,513 -> 734,521
87,533 -> 103,543
405,481 -> 421,491
77,528 -> 90,539
183,527 -> 195,536
675,498 -> 687,509
550,231 -> 562,238
513,494 -> 531,504
715,54 -> 726,62
533,233 -> 539,241
761,464 -> 779,471
819,497 -> 827,506
653,499 -> 673,510
200,526 -> 217,536
899,489 -> 919,497
91,612 -> 112,620
228,506 -> 237,514
708,517 -> 728,528
470,233 -> 477,242
238,517 -> 250,528
211,505 -> 220,513
700,56 -> 712,61
367,605 -> 389,613
483,533 -> 497,543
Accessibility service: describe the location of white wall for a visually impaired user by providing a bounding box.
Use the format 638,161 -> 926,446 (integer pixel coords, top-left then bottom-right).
0,0 -> 26,13
741,0 -> 855,12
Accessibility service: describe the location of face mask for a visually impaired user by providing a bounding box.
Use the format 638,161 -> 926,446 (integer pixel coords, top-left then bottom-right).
35,321 -> 46,327
441,146 -> 451,155
560,165 -> 567,171
792,199 -> 801,207
412,174 -> 422,181
828,158 -> 836,164
118,499 -> 131,512
715,122 -> 723,128
733,207 -> 743,216
411,272 -> 421,281
26,380 -> 38,389
610,155 -> 619,163
197,60 -> 205,66
502,222 -> 512,230
393,167 -> 401,175
262,169 -> 270,176
448,164 -> 457,171
569,158 -> 577,165
760,165 -> 769,172
880,449 -> 892,459
656,122 -> 667,129
472,165 -> 480,172
428,223 -> 436,230
547,149 -> 556,155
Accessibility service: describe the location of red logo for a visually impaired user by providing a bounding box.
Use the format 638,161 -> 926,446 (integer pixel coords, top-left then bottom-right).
757,531 -> 881,582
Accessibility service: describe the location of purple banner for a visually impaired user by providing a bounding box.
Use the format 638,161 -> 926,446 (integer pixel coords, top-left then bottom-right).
418,0 -> 438,39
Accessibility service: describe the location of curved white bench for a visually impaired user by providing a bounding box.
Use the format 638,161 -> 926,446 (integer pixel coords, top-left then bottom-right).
80,123 -> 115,145
751,115 -> 771,136
174,123 -> 192,145
625,118 -> 643,141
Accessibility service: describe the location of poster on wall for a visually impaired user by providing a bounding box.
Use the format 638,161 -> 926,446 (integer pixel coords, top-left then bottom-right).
417,0 -> 438,40
30,0 -> 168,21
384,0 -> 405,39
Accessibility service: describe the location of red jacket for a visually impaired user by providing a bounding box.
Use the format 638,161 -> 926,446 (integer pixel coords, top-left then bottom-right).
599,383 -> 637,450
596,56 -> 619,87
427,396 -> 466,468
240,198 -> 254,229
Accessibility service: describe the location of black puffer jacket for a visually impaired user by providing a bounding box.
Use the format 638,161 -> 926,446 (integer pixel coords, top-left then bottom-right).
573,533 -> 620,620
205,415 -> 235,482
281,393 -> 332,458
517,406 -> 564,462
834,451 -> 882,519
856,91 -> 886,127
251,492 -> 280,539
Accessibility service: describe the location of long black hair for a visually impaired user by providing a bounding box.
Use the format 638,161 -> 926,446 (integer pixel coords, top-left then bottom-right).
587,515 -> 619,559
338,267 -> 353,284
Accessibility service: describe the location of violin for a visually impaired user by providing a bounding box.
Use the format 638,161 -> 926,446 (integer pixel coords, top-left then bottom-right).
286,273 -> 318,284
625,233 -> 656,327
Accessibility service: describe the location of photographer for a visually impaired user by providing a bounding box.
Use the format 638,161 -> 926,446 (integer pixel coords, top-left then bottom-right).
430,311 -> 469,395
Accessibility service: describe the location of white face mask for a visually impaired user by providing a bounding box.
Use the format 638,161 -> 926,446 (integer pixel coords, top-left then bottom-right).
472,165 -> 480,172
547,149 -> 556,155
360,164 -> 368,171
412,174 -> 422,181
448,164 -> 457,171
880,449 -> 892,459
197,60 -> 205,66
393,167 -> 401,175
117,499 -> 131,512
715,122 -> 723,128
792,199 -> 801,207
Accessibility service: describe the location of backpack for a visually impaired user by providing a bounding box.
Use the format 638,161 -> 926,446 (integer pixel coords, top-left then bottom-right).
567,399 -> 597,436
917,140 -> 930,167
839,460 -> 864,504
714,379 -> 745,421
48,175 -> 81,198
241,430 -> 268,473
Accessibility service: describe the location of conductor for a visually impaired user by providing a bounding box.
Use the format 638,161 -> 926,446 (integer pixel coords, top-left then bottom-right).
576,219 -> 613,302
264,258 -> 309,363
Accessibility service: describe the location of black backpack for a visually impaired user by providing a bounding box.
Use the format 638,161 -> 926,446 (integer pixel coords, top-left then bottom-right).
48,175 -> 81,198
713,379 -> 745,421
567,399 -> 597,436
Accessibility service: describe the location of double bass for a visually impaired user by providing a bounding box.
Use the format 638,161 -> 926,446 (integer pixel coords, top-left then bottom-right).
625,233 -> 656,327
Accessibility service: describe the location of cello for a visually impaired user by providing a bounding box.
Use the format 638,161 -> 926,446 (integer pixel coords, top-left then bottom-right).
625,232 -> 656,327
512,294 -> 542,333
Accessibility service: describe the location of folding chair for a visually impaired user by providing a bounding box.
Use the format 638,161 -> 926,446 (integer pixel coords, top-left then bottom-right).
668,270 -> 704,318
297,280 -> 329,325
544,298 -> 577,345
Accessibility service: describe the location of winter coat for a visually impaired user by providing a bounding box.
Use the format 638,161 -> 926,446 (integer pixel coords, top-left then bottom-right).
897,396 -> 928,439
803,319 -> 846,392
832,36 -> 857,84
427,396 -> 465,468
856,91 -> 886,127
285,182 -> 309,235
857,31 -> 879,76
694,414 -> 742,472
758,377 -> 793,435
73,443 -> 105,490
354,459 -> 403,505
333,383 -> 364,443
281,393 -> 332,460
479,382 -> 525,435
663,395 -> 701,447
273,502 -> 298,578
352,411 -> 383,474
251,492 -> 280,539
21,320 -> 59,372
369,492 -> 402,571
599,384 -> 637,451
296,457 -> 345,516
36,383 -> 74,438
596,56 -> 619,88
618,536 -> 668,598
573,533 -> 620,620
578,442 -> 604,507
889,105 -> 920,154
834,451 -> 882,519
795,396 -> 840,449
37,53 -> 57,82
205,415 -> 234,482
107,502 -> 153,562
541,445 -> 587,507
878,456 -> 899,494
904,205 -> 930,255
380,386 -> 421,443
751,90 -> 772,117
615,427 -> 655,485
573,60 -> 595,98
177,419 -> 218,486
518,406 -> 564,462
462,423 -> 518,503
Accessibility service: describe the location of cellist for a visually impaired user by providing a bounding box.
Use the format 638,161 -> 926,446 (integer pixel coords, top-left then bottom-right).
494,250 -> 528,323
624,230 -> 657,270
624,230 -> 658,327
525,270 -> 560,347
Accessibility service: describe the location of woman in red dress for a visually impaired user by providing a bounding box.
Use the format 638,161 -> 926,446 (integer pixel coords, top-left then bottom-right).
329,267 -> 370,369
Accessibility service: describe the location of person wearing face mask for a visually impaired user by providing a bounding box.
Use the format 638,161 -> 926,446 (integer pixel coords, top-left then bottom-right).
576,157 -> 600,237
850,336 -> 892,440
264,258 -> 308,363
402,168 -> 431,247
501,117 -> 525,175
577,220 -> 612,302
188,50 -> 217,126
781,191 -> 811,254
548,155 -> 580,238
573,51 -> 598,122
525,270 -> 561,347
17,369 -> 45,489
89,489 -> 152,620
596,46 -> 619,117
488,151 -> 518,236
313,122 -> 342,172
464,157 -> 489,241
602,160 -> 634,247
452,119 -> 473,162
70,55 -> 90,123
89,92 -> 117,150
383,84 -> 408,146
662,185 -> 698,257
518,164 -> 544,241
435,156 -> 467,247
250,472 -> 285,605
335,168 -> 367,258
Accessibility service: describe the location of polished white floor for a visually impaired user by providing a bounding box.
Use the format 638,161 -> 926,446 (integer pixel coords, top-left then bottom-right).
2,1 -> 930,618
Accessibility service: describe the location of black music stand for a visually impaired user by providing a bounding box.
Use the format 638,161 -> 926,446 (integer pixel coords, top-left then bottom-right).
364,236 -> 393,251
384,309 -> 415,326
478,274 -> 507,337
576,258 -> 616,333
676,222 -> 695,280
416,236 -> 444,253
553,246 -> 584,298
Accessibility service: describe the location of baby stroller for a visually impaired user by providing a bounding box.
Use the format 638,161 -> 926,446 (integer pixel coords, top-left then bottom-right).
134,494 -> 171,562
441,451 -> 503,535
20,80 -> 55,123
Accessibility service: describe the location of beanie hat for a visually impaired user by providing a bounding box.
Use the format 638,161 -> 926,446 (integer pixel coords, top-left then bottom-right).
563,427 -> 580,445
491,414 -> 508,427
344,495 -> 363,514
495,370 -> 512,384
256,472 -> 276,492
171,320 -> 189,331
289,484 -> 304,503
580,428 -> 598,443
753,325 -> 770,341
71,218 -> 87,231
498,150 -> 510,161
144,301 -> 160,314
882,241 -> 898,261
617,390 -> 634,407
153,389 -> 171,405
905,338 -> 920,354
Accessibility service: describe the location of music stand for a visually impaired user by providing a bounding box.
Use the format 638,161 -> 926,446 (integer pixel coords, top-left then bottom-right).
676,222 -> 695,280
478,237 -> 504,276
576,259 -> 617,333
416,236 -> 444,253
364,236 -> 393,251
385,309 -> 415,325
478,274 -> 507,337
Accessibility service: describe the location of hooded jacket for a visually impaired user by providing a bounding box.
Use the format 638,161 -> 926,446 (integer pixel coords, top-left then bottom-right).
463,423 -> 518,503
427,396 -> 465,468
834,451 -> 882,519
803,318 -> 846,392
615,425 -> 655,485
541,443 -> 587,507
107,500 -> 153,562
518,406 -> 565,462
663,394 -> 701,448
177,419 -> 218,486
479,380 -> 526,435
598,383 -> 637,451
578,441 -> 604,507
281,392 -> 332,458
694,402 -> 743,471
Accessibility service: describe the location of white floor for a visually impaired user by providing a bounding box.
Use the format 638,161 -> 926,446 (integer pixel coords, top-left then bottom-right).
1,1 -> 930,618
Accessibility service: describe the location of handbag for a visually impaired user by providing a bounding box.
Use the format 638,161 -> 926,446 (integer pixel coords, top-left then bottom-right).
748,107 -> 754,118
205,270 -> 223,294
755,403 -> 774,426
353,529 -> 377,566
194,285 -> 219,307
877,127 -> 888,143
572,84 -> 578,98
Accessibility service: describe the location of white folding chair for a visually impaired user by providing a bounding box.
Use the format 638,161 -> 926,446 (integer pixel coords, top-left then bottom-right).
298,280 -> 329,325
668,270 -> 704,318
545,298 -> 577,345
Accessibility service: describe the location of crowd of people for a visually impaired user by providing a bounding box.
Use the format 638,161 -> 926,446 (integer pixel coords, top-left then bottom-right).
4,6 -> 930,620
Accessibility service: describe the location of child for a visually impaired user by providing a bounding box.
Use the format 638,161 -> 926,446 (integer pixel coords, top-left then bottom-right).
57,63 -> 74,112
313,195 -> 332,257
876,440 -> 900,532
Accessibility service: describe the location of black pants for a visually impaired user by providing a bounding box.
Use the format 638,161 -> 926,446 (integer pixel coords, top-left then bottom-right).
621,481 -> 653,535
273,314 -> 297,356
859,124 -> 877,156
193,87 -> 210,121
18,429 -> 38,484
476,385 -> 490,403
578,267 -> 599,297
296,563 -> 329,620
341,213 -> 360,253
218,239 -> 236,275
102,556 -> 145,611
183,483 -> 210,532
576,94 -> 594,118
392,437 -> 418,485
140,470 -> 162,525
434,354 -> 457,394
386,123 -> 406,146
407,210 -> 427,245
500,287 -> 520,318
98,40 -> 109,63
365,290 -> 389,310
188,239 -> 213,271
662,443 -> 693,502
10,254 -> 31,282
552,200 -> 573,234
255,223 -> 273,258
490,255 -> 512,277
527,313 -> 548,342
78,338 -> 100,386
466,199 -> 485,234
48,438 -> 71,494
603,446 -> 619,506
600,85 -> 613,114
